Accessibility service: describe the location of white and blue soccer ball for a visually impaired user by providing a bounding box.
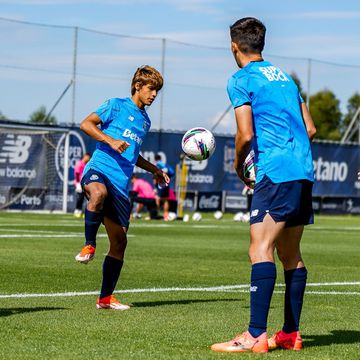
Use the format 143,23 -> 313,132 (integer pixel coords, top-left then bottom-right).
181,127 -> 216,161
192,212 -> 202,221
213,210 -> 223,220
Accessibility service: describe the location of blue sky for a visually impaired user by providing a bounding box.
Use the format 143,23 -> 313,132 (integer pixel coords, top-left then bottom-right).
1,0 -> 360,133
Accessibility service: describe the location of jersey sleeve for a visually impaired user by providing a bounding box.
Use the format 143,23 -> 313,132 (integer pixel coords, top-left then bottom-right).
298,92 -> 305,103
94,98 -> 119,125
227,76 -> 251,108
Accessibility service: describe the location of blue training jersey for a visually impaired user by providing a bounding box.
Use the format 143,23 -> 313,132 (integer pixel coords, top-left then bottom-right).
83,97 -> 151,197
227,60 -> 314,184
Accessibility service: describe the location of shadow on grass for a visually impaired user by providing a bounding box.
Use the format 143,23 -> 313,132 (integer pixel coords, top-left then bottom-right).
303,330 -> 360,347
132,298 -> 242,308
0,307 -> 67,317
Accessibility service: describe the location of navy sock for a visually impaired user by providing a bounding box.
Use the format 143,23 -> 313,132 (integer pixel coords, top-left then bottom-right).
84,209 -> 103,247
100,256 -> 124,299
282,267 -> 307,333
248,262 -> 277,338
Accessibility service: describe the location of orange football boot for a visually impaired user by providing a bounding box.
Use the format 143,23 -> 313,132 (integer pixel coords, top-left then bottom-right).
75,244 -> 95,264
268,330 -> 303,350
211,331 -> 268,353
96,295 -> 130,310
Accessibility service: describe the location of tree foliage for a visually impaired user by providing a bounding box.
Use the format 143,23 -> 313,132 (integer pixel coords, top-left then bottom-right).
309,89 -> 342,140
342,92 -> 360,141
29,106 -> 57,125
0,111 -> 7,120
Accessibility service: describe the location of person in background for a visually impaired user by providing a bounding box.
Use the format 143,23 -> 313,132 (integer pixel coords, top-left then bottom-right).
154,153 -> 175,220
73,152 -> 91,218
130,174 -> 158,219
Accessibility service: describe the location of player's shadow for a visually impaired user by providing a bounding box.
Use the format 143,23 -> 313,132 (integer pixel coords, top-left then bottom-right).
132,298 -> 242,308
303,330 -> 360,347
0,307 -> 66,317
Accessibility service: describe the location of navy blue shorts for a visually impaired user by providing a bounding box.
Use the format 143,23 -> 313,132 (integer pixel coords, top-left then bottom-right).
154,185 -> 169,199
250,175 -> 314,227
81,169 -> 131,228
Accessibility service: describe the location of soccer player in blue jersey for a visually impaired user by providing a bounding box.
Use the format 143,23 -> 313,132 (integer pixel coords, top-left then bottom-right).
211,18 -> 316,353
75,65 -> 169,310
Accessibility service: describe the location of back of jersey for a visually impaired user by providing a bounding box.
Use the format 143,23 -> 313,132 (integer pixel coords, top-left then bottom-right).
227,60 -> 314,184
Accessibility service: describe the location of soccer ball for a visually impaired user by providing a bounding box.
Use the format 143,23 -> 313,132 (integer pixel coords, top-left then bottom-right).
233,212 -> 244,222
213,210 -> 223,220
181,127 -> 216,161
233,212 -> 250,223
243,150 -> 256,181
192,212 -> 202,221
167,212 -> 177,221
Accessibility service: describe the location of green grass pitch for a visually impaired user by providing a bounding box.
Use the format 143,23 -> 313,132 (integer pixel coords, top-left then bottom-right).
0,212 -> 359,359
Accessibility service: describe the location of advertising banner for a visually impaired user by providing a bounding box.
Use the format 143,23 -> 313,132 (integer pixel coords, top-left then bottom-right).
0,123 -> 359,213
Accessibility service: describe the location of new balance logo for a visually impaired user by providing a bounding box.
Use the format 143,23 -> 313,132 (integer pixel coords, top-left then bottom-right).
250,286 -> 258,292
251,209 -> 259,217
0,134 -> 32,164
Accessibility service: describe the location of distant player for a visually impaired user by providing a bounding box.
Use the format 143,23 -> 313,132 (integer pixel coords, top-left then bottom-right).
211,17 -> 316,353
154,153 -> 175,220
73,152 -> 91,218
130,174 -> 158,219
75,65 -> 169,310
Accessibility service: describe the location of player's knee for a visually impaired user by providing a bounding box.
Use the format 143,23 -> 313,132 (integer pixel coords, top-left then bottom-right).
278,252 -> 302,268
112,236 -> 127,254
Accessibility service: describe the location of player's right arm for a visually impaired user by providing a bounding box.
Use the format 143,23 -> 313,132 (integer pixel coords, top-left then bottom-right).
234,104 -> 254,187
80,113 -> 129,153
300,102 -> 316,141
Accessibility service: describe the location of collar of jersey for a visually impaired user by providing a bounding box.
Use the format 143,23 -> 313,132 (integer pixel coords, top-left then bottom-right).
126,97 -> 147,114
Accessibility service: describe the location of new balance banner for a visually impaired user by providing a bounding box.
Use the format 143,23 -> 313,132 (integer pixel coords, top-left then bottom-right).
0,125 -> 359,198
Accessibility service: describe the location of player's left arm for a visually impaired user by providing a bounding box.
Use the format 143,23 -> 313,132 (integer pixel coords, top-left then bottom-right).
234,104 -> 254,186
300,102 -> 316,141
136,155 -> 170,186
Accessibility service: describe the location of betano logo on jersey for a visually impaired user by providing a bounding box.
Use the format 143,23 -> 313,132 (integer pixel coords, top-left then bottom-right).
122,129 -> 143,145
258,66 -> 290,82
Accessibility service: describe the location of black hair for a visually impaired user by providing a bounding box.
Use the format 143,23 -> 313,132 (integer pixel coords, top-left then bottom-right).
230,17 -> 266,54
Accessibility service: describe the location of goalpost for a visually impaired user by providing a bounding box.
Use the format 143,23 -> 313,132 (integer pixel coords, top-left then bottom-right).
0,123 -> 72,213
175,154 -> 189,219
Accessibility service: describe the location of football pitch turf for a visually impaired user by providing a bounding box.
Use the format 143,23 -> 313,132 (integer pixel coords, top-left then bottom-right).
0,212 -> 359,359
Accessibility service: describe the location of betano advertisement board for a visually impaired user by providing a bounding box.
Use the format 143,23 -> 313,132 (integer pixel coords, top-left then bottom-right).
0,125 -> 359,213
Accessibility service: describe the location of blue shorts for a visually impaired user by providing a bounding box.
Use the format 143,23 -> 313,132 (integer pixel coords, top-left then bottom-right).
250,175 -> 314,227
154,184 -> 169,199
81,168 -> 131,228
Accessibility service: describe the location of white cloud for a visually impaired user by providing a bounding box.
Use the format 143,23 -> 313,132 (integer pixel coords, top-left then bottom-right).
209,109 -> 235,134
296,11 -> 360,19
0,0 -> 223,15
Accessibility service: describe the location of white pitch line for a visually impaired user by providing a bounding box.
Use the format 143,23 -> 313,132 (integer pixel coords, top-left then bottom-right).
0,282 -> 359,299
0,233 -> 134,238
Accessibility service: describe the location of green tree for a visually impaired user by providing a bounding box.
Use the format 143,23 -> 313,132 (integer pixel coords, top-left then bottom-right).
0,111 -> 7,120
342,92 -> 360,141
29,106 -> 57,125
291,72 -> 307,102
309,89 -> 342,140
